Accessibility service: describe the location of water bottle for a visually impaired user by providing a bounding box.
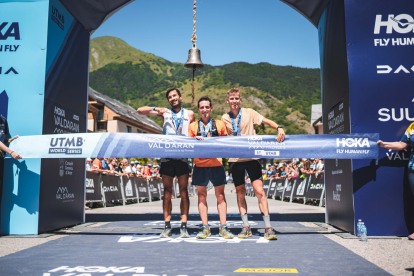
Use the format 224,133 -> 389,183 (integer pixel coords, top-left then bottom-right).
356,219 -> 362,237
360,223 -> 367,242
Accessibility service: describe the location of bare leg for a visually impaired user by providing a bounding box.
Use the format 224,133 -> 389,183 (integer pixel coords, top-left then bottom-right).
235,184 -> 248,215
197,186 -> 208,225
215,185 -> 227,225
161,175 -> 173,222
252,178 -> 269,216
177,174 -> 189,223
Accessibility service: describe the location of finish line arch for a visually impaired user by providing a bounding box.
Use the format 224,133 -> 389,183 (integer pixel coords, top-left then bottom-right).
0,0 -> 413,236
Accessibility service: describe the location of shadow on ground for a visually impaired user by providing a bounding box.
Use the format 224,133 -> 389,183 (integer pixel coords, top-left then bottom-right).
86,213 -> 325,222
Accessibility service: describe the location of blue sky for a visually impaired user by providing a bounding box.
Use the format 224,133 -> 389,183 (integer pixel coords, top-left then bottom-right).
92,0 -> 320,68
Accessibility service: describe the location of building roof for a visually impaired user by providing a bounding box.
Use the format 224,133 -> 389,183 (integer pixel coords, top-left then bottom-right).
311,104 -> 322,126
88,87 -> 162,133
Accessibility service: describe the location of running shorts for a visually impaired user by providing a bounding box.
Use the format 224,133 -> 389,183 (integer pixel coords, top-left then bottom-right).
229,160 -> 262,187
160,159 -> 189,178
192,166 -> 226,187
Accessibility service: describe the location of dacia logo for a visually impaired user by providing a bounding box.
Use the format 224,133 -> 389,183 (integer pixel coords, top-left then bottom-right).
377,65 -> 414,74
374,14 -> 414,34
336,138 -> 370,148
0,22 -> 20,40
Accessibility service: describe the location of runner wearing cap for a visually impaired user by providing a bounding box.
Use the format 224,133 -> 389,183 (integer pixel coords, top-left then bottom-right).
221,88 -> 285,240
137,88 -> 195,238
189,96 -> 234,239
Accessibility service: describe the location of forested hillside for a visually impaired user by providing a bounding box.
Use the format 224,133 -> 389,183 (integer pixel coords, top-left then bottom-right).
89,36 -> 321,134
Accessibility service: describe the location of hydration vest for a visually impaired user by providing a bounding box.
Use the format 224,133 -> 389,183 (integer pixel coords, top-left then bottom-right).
196,119 -> 219,137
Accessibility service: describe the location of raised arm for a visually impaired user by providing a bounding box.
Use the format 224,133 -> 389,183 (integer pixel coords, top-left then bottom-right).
262,117 -> 285,143
377,140 -> 408,151
137,106 -> 170,117
0,140 -> 22,159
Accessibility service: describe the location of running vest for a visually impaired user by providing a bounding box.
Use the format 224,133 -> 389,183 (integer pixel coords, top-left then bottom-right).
162,108 -> 190,136
196,119 -> 219,137
161,108 -> 190,163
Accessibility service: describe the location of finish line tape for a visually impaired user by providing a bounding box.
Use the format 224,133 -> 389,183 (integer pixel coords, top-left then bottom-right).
9,133 -> 379,159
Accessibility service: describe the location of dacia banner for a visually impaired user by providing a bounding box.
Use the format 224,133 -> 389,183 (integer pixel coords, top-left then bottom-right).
9,133 -> 379,159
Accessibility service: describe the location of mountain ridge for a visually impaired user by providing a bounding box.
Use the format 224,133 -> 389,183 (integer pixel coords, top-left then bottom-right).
89,36 -> 321,135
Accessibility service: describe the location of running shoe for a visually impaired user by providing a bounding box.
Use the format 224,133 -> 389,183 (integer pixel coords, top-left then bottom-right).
180,227 -> 190,238
237,226 -> 252,239
219,226 -> 234,239
408,233 -> 414,240
196,226 -> 211,239
159,227 -> 172,238
264,227 -> 278,240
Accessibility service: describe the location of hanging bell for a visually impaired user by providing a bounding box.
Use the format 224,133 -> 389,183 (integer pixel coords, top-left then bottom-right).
184,43 -> 204,69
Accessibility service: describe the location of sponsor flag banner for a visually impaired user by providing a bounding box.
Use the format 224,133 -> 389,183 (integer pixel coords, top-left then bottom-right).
307,174 -> 324,199
122,176 -> 137,199
10,133 -> 379,159
85,171 -> 102,201
101,174 -> 123,201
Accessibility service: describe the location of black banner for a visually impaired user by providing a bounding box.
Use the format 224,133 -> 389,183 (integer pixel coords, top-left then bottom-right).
85,171 -> 102,201
137,178 -> 149,199
293,176 -> 309,198
122,176 -> 137,199
149,179 -> 160,198
307,173 -> 325,199
283,179 -> 295,197
159,180 -> 164,196
268,179 -> 276,197
245,182 -> 253,196
262,180 -> 270,196
101,174 -> 122,201
274,179 -> 285,197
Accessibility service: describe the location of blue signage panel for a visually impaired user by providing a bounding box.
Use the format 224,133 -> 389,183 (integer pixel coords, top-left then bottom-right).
345,0 -> 414,235
0,0 -> 49,235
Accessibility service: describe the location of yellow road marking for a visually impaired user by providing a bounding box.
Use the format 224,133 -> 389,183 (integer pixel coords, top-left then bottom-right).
234,268 -> 298,273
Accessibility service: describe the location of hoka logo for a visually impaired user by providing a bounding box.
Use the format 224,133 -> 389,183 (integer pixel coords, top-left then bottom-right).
336,138 -> 370,148
0,22 -> 20,40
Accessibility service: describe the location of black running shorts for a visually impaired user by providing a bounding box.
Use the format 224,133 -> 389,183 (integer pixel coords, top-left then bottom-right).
160,159 -> 189,178
229,160 -> 262,187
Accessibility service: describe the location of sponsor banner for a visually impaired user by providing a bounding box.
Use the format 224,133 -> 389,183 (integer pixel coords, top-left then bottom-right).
292,176 -> 309,197
101,174 -> 122,201
10,133 -> 379,159
136,178 -> 149,199
274,179 -> 286,197
345,0 -> 414,235
159,181 -> 164,196
283,179 -> 295,197
262,180 -> 270,196
121,175 -> 137,199
149,179 -> 160,198
85,171 -> 102,201
268,179 -> 276,195
306,173 -> 324,199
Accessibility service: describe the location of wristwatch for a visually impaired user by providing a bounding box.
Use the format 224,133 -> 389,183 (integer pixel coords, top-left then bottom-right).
277,126 -> 283,129
152,106 -> 157,112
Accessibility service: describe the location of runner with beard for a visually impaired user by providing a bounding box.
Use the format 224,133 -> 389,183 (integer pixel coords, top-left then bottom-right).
189,96 -> 234,239
137,88 -> 195,238
221,88 -> 285,240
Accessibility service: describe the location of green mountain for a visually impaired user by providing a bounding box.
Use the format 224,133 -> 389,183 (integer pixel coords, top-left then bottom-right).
89,36 -> 321,134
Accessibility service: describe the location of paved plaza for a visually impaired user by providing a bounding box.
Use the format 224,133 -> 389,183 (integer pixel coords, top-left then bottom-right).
0,184 -> 412,276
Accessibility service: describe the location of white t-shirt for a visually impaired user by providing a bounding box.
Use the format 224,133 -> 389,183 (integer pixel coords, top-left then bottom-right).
125,166 -> 137,174
161,107 -> 190,163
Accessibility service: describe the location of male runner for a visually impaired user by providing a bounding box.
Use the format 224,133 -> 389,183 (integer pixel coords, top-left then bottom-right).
221,88 -> 285,240
189,96 -> 234,239
137,88 -> 194,238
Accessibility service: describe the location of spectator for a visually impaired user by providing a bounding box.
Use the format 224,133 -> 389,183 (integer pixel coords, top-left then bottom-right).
102,158 -> 109,170
86,158 -> 93,171
125,161 -> 137,175
136,164 -> 143,177
108,159 -> 119,174
92,158 -> 103,171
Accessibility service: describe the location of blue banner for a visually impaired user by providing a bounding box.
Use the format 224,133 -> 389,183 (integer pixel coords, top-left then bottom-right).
9,133 -> 379,159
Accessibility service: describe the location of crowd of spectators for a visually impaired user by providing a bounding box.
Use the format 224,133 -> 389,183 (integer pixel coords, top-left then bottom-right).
86,157 -> 160,180
262,158 -> 324,181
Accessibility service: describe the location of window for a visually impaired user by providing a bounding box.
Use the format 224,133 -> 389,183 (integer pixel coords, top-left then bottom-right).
97,123 -> 104,130
126,126 -> 132,133
97,109 -> 104,120
137,129 -> 141,133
